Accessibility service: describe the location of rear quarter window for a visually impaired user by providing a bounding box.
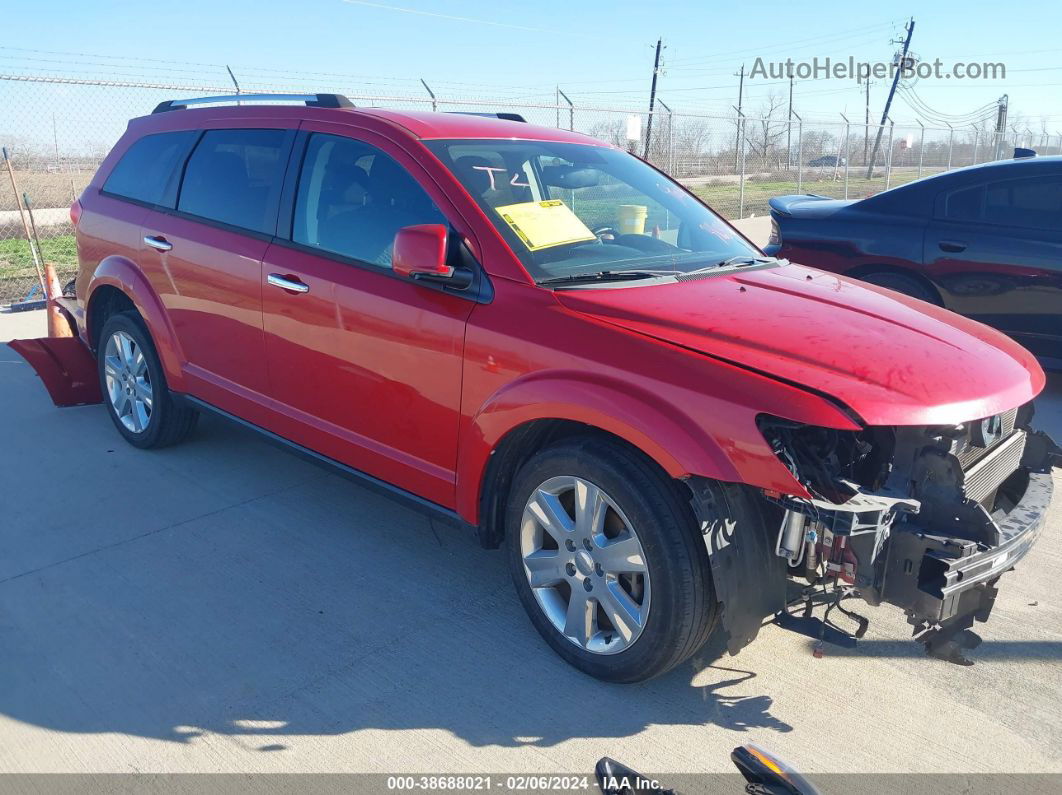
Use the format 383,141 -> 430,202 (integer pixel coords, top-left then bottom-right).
985,176 -> 1062,229
102,130 -> 197,207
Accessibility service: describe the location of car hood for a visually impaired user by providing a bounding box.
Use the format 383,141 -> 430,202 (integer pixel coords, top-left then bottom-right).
554,262 -> 1045,427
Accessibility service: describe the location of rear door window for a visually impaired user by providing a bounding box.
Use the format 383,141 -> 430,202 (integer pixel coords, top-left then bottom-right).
939,183 -> 985,222
177,129 -> 289,234
102,131 -> 197,207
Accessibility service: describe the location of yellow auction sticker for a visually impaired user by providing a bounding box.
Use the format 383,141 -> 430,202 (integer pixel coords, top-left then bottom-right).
495,200 -> 597,251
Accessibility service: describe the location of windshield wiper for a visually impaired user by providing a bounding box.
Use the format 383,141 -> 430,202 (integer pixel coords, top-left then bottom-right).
537,269 -> 680,287
717,255 -> 780,268
681,255 -> 784,276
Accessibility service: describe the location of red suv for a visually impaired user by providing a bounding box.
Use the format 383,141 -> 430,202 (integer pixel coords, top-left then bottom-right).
44,93 -> 1057,681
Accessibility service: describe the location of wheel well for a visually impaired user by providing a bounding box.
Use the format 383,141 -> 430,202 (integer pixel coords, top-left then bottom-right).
475,419 -> 683,549
87,286 -> 136,352
847,264 -> 943,306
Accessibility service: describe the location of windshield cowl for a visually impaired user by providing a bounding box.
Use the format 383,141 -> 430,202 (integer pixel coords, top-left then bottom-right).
538,257 -> 785,289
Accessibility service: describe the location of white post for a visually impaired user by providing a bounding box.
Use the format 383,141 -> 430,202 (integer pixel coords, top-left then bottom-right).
840,114 -> 851,199
916,120 -> 925,177
734,106 -> 746,218
884,120 -> 895,190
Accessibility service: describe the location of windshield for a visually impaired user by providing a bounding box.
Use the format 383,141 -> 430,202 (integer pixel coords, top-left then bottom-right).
424,139 -> 761,283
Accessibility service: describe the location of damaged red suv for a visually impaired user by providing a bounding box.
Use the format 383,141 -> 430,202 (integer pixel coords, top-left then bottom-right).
24,93 -> 1059,681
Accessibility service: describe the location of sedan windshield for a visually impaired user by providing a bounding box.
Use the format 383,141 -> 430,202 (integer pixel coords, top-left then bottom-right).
425,139 -> 761,284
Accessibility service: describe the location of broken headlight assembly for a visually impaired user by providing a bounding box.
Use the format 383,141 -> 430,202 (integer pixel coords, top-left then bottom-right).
756,416 -> 893,504
756,416 -> 915,586
755,409 -> 1056,665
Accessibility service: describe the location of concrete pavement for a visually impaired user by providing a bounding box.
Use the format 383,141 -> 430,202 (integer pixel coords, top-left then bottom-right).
1,309 -> 1060,777
731,215 -> 772,247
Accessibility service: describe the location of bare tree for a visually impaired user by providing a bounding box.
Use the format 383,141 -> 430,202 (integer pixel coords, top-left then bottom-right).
587,119 -> 626,148
748,92 -> 786,168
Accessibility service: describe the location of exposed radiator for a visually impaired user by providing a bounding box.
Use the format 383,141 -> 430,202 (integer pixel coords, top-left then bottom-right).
953,407 -> 1019,469
962,430 -> 1026,504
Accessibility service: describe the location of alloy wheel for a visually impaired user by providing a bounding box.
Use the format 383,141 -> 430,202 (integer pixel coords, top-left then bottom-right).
103,330 -> 153,433
519,475 -> 651,654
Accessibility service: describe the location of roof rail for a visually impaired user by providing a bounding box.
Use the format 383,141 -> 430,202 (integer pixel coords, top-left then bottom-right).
447,111 -> 527,123
152,93 -> 353,114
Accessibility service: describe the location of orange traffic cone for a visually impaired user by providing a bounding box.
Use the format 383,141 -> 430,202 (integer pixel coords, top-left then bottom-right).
45,263 -> 73,338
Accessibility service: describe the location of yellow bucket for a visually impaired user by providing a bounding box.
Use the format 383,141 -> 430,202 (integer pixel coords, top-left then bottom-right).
617,204 -> 648,236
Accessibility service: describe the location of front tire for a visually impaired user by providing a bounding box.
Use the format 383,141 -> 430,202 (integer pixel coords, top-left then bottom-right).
506,437 -> 716,682
97,311 -> 198,449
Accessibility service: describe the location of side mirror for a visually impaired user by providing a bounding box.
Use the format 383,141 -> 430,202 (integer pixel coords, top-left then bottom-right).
393,224 -> 474,290
394,224 -> 452,279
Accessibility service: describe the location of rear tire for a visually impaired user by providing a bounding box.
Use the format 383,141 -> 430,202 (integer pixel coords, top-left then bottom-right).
506,436 -> 716,682
97,311 -> 198,449
858,270 -> 940,305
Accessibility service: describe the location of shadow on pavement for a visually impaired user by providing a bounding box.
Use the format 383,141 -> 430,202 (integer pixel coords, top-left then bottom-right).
0,412 -> 792,749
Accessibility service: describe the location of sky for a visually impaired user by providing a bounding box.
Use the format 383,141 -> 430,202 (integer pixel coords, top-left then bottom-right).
1,0 -> 1061,148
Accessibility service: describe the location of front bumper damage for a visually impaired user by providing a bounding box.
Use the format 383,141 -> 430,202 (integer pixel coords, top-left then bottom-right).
695,411 -> 1061,666
770,422 -> 1059,664
881,451 -> 1054,663
9,336 -> 102,407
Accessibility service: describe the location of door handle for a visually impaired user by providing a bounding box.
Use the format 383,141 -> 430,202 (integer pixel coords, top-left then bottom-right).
267,273 -> 310,294
143,235 -> 172,252
938,240 -> 967,253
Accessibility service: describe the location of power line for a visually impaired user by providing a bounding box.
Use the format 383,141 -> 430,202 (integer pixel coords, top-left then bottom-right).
0,45 -> 226,69
666,34 -> 892,73
666,21 -> 896,65
897,85 -> 999,124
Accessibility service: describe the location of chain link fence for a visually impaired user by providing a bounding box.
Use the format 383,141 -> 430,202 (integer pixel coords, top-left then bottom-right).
3,73 -> 1059,307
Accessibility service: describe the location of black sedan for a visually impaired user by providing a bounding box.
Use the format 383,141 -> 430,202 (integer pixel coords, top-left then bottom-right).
765,156 -> 1062,367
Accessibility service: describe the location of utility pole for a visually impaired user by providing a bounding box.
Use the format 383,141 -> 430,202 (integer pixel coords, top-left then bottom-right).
734,64 -> 745,156
866,17 -> 914,178
643,38 -> 664,159
994,94 -> 1009,159
786,68 -> 794,170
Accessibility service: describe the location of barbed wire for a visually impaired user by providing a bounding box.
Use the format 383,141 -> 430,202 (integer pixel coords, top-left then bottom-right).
0,72 -> 1058,307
